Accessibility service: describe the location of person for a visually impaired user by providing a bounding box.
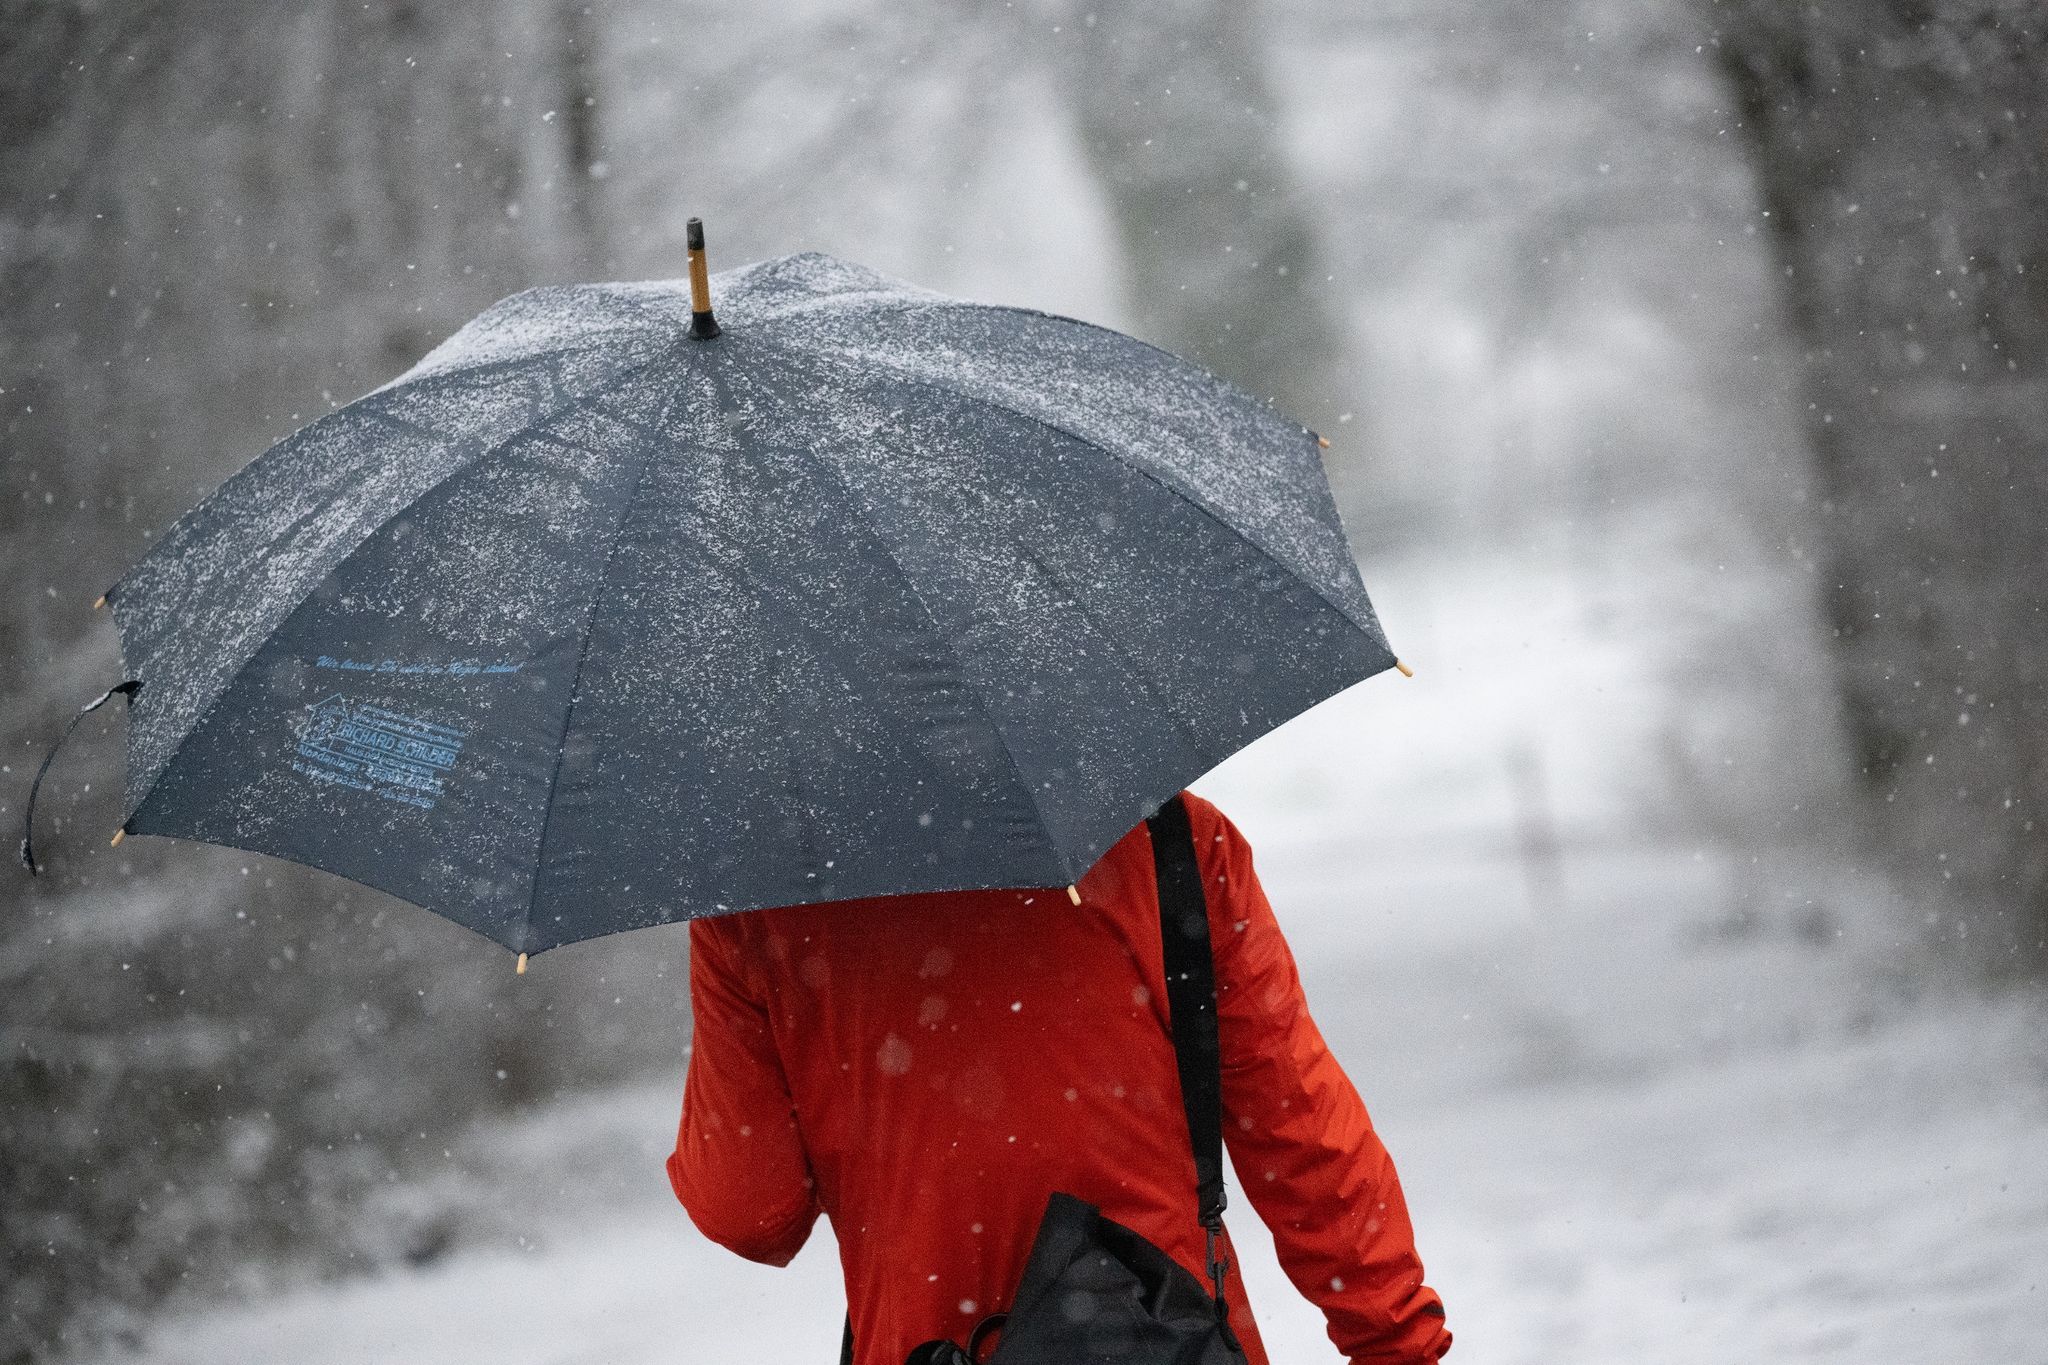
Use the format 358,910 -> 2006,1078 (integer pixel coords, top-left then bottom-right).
668,791 -> 1450,1365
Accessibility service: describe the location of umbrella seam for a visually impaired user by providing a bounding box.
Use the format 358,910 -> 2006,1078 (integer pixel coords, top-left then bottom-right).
693,366 -> 837,908
520,357 -> 693,954
116,353 -> 575,650
118,344 -> 679,826
761,292 -> 1268,419
120,810 -> 541,958
122,344 -> 654,602
379,286 -> 690,393
764,332 -> 1382,643
917,372 -> 1375,636
715,266 -> 1310,449
1002,536 -> 1217,771
772,417 -> 1079,886
734,355 -> 1227,795
747,283 -> 1315,446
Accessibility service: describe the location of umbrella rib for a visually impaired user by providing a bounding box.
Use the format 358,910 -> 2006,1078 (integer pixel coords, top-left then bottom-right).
122,344 -> 669,635
757,296 -> 1220,392
765,361 -> 1217,780
519,365 -> 691,953
120,345 -> 683,826
758,289 -> 1314,449
663,508 -> 875,696
1001,536 -> 1216,773
128,358 -> 572,629
777,431 -> 1077,884
378,292 -> 687,394
773,343 -> 1379,642
687,369 -> 839,899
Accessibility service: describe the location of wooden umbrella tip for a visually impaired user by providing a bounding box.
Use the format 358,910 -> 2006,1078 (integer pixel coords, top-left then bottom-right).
516,952 -> 529,975
92,594 -> 107,610
686,216 -> 720,339
1317,435 -> 1331,449
1066,884 -> 1082,905
1394,659 -> 1415,678
110,828 -> 126,847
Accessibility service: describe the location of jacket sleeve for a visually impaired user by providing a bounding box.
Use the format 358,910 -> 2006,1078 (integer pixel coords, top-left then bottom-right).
1187,794 -> 1452,1364
667,917 -> 821,1267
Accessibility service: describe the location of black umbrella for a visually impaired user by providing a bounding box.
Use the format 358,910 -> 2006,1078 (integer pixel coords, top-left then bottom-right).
25,222 -> 1403,965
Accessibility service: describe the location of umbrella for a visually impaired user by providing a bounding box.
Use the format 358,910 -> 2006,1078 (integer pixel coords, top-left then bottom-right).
24,221 -> 1403,965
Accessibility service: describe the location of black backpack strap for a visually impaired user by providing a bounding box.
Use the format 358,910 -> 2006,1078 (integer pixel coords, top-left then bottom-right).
1147,792 -> 1237,1341
1147,793 -> 1225,1226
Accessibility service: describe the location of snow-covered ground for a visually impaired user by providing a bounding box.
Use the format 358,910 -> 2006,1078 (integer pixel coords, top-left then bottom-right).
89,545 -> 2048,1364
101,902 -> 2048,1364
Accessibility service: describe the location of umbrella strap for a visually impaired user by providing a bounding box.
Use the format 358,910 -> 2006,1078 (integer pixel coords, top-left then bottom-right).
19,679 -> 139,875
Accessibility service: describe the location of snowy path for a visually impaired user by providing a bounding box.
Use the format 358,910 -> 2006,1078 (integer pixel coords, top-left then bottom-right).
103,936 -> 2048,1365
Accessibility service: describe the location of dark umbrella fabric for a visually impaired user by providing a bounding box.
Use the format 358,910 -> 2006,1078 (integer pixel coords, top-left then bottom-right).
96,252 -> 1395,956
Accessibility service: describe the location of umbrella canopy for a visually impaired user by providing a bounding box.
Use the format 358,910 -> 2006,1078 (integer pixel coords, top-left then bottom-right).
87,245 -> 1396,957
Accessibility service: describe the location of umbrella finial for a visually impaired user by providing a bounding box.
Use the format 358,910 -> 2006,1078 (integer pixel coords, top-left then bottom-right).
1066,884 -> 1082,905
1394,659 -> 1415,678
516,952 -> 529,975
687,218 -> 721,341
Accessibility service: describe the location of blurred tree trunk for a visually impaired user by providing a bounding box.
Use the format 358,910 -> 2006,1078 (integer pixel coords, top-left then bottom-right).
1046,0 -> 1345,434
0,4 -> 654,1358
554,0 -> 609,265
1710,1 -> 2048,967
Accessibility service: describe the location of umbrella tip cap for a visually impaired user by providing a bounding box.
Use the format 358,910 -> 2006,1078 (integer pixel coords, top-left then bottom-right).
516,952 -> 529,975
1394,659 -> 1415,678
1066,884 -> 1082,905
686,217 -> 705,250
110,828 -> 125,847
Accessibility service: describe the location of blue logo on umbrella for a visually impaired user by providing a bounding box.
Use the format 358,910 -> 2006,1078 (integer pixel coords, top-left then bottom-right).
290,695 -> 466,811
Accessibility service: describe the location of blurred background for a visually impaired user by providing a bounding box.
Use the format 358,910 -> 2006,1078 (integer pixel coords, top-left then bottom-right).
4,1 -> 2045,1361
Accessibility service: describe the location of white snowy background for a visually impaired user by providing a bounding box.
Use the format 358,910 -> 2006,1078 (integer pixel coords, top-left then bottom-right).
7,1 -> 2045,1362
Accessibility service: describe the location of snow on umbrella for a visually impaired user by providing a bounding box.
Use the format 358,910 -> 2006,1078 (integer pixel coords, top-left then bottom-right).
23,222 -> 1404,965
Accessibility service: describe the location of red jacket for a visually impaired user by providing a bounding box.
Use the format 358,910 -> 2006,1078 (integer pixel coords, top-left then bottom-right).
669,793 -> 1449,1364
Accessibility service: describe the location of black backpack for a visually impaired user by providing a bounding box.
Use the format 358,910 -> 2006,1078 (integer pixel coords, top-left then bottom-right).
850,794 -> 1251,1365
